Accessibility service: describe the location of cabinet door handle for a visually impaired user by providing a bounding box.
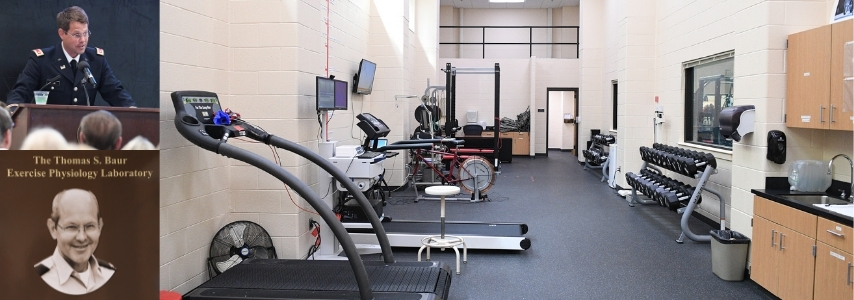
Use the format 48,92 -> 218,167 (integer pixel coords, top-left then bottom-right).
820,105 -> 826,123
848,262 -> 853,285
771,230 -> 776,247
827,229 -> 845,237
779,233 -> 785,250
830,105 -> 836,124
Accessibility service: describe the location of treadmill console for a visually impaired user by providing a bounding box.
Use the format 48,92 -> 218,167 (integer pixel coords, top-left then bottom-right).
180,94 -> 223,124
171,91 -> 248,152
356,113 -> 390,138
356,113 -> 391,150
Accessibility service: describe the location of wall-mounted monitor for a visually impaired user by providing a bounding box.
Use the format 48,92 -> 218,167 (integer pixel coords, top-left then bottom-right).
316,76 -> 348,111
353,59 -> 376,95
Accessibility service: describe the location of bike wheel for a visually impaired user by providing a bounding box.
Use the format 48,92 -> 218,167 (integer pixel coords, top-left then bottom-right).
456,156 -> 496,194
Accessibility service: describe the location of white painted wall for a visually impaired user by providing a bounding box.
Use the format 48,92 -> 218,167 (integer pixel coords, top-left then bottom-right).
548,90 -> 565,147
440,7 -> 580,58
159,0 -> 439,293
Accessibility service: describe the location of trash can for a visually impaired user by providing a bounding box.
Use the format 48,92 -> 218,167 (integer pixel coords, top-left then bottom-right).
710,230 -> 750,281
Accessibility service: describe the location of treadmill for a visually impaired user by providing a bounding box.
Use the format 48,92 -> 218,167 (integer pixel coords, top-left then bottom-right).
171,91 -> 452,300
341,113 -> 531,251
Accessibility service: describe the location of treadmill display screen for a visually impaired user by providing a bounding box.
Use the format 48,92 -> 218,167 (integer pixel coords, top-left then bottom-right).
181,96 -> 222,124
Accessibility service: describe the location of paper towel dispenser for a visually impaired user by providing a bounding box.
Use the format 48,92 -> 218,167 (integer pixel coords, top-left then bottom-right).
719,105 -> 755,142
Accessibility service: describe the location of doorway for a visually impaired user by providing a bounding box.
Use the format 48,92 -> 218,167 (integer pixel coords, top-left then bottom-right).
546,88 -> 579,155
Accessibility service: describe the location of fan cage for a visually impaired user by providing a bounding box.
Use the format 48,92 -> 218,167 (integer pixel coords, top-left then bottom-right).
207,220 -> 277,279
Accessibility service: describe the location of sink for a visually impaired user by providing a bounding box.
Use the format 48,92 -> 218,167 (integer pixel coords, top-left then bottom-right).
777,194 -> 851,206
812,203 -> 854,218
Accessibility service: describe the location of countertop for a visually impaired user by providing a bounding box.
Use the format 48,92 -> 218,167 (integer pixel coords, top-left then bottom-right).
752,189 -> 853,225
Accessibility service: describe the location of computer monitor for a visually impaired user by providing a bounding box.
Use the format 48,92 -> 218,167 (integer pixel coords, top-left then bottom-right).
317,76 -> 348,111
334,79 -> 348,110
353,59 -> 376,95
316,76 -> 335,111
373,138 -> 388,149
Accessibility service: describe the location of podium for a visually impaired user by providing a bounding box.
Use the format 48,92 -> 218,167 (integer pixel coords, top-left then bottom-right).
9,104 -> 159,150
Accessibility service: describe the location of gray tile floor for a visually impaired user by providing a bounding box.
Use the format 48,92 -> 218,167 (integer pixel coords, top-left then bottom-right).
368,151 -> 774,300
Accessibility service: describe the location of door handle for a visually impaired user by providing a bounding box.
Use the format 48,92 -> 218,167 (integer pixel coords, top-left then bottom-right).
771,229 -> 776,247
779,233 -> 785,250
820,105 -> 826,123
827,229 -> 845,237
830,105 -> 836,124
848,262 -> 852,285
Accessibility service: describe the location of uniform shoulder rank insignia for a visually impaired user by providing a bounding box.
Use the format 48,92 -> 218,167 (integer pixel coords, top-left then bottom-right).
34,264 -> 50,276
96,47 -> 104,56
32,49 -> 44,57
98,259 -> 115,270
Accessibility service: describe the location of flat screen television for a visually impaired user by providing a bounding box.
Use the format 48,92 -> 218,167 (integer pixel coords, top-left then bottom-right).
316,76 -> 348,111
353,59 -> 376,95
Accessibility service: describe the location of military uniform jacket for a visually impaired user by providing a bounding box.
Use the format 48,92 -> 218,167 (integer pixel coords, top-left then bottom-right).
6,44 -> 135,107
34,248 -> 115,295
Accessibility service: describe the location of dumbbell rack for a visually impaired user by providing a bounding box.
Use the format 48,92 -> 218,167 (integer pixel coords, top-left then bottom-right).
625,143 -> 724,243
582,134 -> 615,182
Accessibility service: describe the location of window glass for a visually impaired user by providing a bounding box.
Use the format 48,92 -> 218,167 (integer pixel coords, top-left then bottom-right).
685,56 -> 734,149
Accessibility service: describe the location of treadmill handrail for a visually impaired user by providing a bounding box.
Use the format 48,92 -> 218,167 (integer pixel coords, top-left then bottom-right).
377,143 -> 434,151
172,114 -> 374,300
265,135 -> 395,263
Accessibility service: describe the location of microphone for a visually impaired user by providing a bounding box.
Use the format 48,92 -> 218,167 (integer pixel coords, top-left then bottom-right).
39,75 -> 61,91
77,61 -> 97,88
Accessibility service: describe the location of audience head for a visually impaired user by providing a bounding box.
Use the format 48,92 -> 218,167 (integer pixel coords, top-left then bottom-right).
0,104 -> 12,150
20,127 -> 68,150
121,136 -> 156,150
78,110 -> 122,150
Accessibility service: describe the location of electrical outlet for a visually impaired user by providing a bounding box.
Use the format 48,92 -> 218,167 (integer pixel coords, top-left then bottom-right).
308,217 -> 314,229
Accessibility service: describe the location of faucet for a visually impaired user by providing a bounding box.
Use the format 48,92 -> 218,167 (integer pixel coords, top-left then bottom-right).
828,154 -> 853,201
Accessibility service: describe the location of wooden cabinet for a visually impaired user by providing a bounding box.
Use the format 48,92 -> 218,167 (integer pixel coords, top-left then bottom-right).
829,20 -> 853,131
511,132 -> 530,155
786,19 -> 853,131
481,131 -> 530,155
814,242 -> 853,300
751,196 -> 817,300
814,218 -> 854,300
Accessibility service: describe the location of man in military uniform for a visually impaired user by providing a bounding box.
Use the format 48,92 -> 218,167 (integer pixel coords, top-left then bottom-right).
34,189 -> 115,295
5,6 -> 135,107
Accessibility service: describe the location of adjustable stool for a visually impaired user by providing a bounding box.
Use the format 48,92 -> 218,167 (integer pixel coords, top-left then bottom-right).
418,185 -> 467,274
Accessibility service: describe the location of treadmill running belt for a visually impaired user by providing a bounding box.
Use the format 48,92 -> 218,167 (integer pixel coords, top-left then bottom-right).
382,221 -> 524,236
184,259 -> 452,300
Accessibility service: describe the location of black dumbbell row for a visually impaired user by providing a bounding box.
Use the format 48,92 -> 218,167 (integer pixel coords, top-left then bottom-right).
639,146 -> 715,177
625,169 -> 701,211
652,143 -> 717,170
592,134 -> 616,146
583,147 -> 609,165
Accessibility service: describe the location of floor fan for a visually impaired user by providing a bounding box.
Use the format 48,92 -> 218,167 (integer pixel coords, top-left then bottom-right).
208,221 -> 277,278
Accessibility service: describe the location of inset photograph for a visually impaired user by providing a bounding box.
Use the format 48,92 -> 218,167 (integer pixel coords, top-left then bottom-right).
0,150 -> 159,300
0,2 -> 159,149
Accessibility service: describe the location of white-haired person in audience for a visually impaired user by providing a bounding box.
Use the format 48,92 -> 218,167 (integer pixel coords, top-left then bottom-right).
20,127 -> 69,150
0,105 -> 12,150
120,136 -> 156,150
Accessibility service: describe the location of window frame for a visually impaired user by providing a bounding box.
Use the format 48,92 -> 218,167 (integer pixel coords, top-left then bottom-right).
612,80 -> 618,130
683,51 -> 735,150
